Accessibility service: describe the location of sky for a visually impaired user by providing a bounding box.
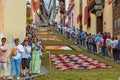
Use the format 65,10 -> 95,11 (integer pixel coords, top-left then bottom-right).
27,0 -> 50,9
44,0 -> 50,9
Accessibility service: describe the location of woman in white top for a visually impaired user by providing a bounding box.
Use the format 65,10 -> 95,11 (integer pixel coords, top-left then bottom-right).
111,37 -> 118,61
0,37 -> 8,79
8,38 -> 24,80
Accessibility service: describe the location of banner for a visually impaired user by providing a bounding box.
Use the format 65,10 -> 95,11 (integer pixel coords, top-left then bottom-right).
31,0 -> 40,12
84,7 -> 88,25
77,15 -> 80,23
88,0 -> 91,4
108,0 -> 113,4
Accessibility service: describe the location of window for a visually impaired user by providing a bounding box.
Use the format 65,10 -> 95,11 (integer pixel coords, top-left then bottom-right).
87,17 -> 91,28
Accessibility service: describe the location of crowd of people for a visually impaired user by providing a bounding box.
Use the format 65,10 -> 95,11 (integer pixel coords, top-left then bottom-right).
53,23 -> 120,62
0,23 -> 43,80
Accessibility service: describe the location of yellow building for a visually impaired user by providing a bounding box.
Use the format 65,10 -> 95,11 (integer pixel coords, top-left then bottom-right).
0,0 -> 26,52
82,0 -> 89,33
0,0 -> 4,38
0,0 -> 26,76
103,1 -> 113,37
81,0 -> 116,37
74,0 -> 80,29
0,0 -> 26,42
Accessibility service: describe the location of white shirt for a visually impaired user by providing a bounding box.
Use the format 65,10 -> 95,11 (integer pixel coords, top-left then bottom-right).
12,44 -> 24,59
111,40 -> 118,48
106,38 -> 112,46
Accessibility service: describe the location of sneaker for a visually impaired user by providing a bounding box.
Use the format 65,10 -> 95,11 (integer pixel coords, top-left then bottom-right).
7,76 -> 13,80
17,77 -> 20,80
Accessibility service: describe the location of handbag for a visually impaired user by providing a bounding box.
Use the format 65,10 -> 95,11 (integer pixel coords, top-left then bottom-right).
11,48 -> 17,56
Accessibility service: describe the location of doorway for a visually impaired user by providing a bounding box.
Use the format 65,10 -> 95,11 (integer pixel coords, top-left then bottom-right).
97,15 -> 103,34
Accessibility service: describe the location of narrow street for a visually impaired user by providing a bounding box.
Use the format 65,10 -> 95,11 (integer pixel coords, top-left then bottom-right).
33,26 -> 120,80
0,26 -> 120,80
0,0 -> 120,80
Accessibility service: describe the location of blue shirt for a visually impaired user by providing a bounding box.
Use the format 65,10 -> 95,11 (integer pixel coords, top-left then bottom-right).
32,41 -> 42,51
21,40 -> 32,46
81,32 -> 86,39
95,36 -> 101,43
22,45 -> 31,58
118,40 -> 120,48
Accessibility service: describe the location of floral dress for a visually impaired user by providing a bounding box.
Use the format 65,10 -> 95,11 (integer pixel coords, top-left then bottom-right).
30,42 -> 42,73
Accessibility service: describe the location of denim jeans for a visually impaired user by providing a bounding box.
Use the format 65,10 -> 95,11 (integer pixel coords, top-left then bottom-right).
117,48 -> 120,60
81,38 -> 85,46
102,44 -> 107,56
86,42 -> 91,50
68,32 -> 70,39
10,58 -> 21,77
112,48 -> 117,61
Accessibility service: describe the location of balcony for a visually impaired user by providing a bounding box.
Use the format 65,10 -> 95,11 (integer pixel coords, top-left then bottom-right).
88,0 -> 104,15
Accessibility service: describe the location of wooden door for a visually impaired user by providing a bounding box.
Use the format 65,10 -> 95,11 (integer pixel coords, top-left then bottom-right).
97,15 -> 103,33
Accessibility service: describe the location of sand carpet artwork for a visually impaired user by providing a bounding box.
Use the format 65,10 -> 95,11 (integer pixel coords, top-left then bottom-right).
44,45 -> 73,50
38,28 -> 51,32
37,36 -> 61,41
35,31 -> 53,35
50,54 -> 112,71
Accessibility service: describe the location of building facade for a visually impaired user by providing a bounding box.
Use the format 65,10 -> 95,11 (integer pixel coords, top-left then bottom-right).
48,0 -> 120,38
74,0 -> 80,29
54,0 -> 61,24
0,0 -> 26,42
113,0 -> 120,38
65,0 -> 69,25
0,0 -> 4,38
81,0 -> 114,37
48,0 -> 56,24
59,0 -> 65,26
67,0 -> 75,28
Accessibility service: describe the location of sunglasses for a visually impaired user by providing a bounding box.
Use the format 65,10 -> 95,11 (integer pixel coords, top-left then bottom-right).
15,41 -> 19,43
